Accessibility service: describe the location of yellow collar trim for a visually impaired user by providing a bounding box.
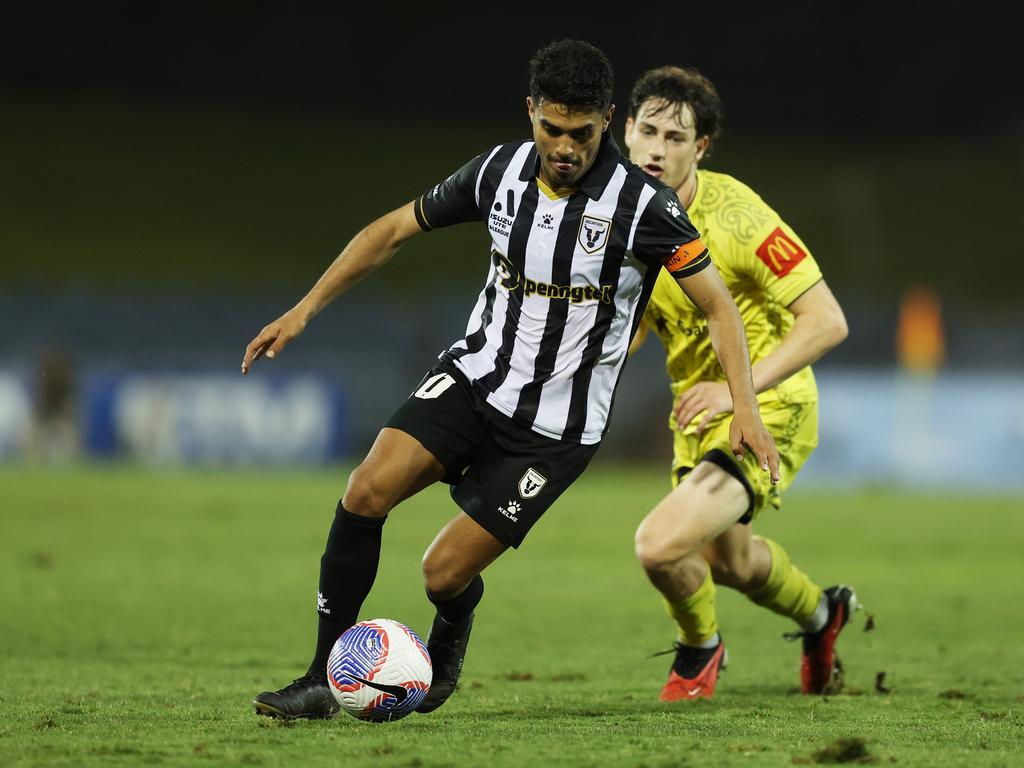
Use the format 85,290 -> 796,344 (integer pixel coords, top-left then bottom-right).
536,177 -> 575,201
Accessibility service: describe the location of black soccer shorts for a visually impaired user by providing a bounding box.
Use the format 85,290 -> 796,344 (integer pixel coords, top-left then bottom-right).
383,361 -> 599,548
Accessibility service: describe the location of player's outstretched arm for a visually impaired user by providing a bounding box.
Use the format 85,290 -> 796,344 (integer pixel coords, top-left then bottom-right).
676,266 -> 780,483
748,280 -> 847,392
241,202 -> 422,373
673,280 -> 848,435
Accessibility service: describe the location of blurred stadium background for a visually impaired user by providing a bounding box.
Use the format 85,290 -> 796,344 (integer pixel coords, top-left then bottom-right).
1,3 -> 1022,490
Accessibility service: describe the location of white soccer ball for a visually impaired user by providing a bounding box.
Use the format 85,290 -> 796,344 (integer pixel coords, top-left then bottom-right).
326,618 -> 432,722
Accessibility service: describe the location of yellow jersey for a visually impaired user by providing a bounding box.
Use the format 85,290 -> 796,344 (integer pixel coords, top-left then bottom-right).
645,170 -> 822,420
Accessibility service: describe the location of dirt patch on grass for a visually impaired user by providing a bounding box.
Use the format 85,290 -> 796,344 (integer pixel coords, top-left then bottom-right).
804,736 -> 876,764
501,672 -> 534,681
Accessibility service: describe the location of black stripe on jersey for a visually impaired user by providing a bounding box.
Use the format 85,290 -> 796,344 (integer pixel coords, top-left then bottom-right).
561,169 -> 647,443
445,254 -> 501,363
478,143 -> 528,217
513,192 -> 591,424
475,174 -> 540,396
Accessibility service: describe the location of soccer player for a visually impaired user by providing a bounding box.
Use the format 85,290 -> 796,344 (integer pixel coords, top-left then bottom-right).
241,42 -> 779,721
624,66 -> 856,700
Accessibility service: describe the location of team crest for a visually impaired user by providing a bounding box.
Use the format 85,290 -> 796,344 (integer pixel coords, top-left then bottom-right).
518,468 -> 547,499
578,215 -> 612,254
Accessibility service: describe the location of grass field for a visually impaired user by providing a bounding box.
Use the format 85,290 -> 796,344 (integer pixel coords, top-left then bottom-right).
1,465 -> 1022,767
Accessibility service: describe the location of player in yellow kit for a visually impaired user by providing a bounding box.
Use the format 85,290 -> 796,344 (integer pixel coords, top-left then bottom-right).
625,66 -> 858,700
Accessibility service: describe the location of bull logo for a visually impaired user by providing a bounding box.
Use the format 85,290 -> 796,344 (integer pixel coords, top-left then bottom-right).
578,215 -> 612,254
518,468 -> 547,499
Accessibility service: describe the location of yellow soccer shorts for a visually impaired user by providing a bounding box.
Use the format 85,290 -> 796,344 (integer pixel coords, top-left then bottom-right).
670,401 -> 818,522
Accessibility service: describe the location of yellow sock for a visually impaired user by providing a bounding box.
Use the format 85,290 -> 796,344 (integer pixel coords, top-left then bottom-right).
663,568 -> 718,646
746,537 -> 822,624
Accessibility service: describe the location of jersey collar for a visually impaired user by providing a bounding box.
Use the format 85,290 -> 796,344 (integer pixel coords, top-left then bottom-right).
688,168 -> 706,212
519,132 -> 622,201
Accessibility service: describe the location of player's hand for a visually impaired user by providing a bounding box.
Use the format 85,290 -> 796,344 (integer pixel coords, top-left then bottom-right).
674,381 -> 733,434
241,308 -> 308,374
729,410 -> 780,485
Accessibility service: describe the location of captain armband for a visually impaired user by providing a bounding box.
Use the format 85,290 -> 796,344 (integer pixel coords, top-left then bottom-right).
664,238 -> 711,278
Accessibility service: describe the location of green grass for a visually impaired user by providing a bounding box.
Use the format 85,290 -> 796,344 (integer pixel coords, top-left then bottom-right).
1,465 -> 1021,767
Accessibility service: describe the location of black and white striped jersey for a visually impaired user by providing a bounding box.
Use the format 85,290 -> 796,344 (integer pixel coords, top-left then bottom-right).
413,134 -> 710,445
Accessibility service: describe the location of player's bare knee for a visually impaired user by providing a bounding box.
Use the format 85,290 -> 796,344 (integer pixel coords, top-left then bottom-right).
421,553 -> 467,600
342,463 -> 391,518
635,521 -> 695,575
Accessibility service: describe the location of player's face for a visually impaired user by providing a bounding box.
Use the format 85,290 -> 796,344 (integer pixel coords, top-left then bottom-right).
624,98 -> 709,191
527,97 -> 614,190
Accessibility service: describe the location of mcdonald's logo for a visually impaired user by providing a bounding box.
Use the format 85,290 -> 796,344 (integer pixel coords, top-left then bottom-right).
755,227 -> 807,277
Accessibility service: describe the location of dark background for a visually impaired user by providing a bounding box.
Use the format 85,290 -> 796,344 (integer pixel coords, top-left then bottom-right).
3,2 -> 1019,139
1,1 -> 1021,375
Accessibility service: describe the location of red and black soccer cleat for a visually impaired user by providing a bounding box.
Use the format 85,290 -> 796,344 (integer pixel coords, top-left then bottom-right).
800,585 -> 859,694
659,638 -> 727,701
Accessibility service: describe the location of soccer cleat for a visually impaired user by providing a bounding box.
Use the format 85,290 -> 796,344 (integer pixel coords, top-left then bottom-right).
252,673 -> 340,721
659,637 -> 727,701
416,612 -> 474,713
800,585 -> 859,694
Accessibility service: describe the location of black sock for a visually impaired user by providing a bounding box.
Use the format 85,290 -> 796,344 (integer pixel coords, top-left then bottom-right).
308,501 -> 386,678
427,574 -> 484,625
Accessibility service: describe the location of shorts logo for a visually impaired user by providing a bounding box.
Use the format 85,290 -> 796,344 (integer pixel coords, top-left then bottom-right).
578,215 -> 611,254
755,227 -> 807,278
518,468 -> 547,499
499,499 -> 521,522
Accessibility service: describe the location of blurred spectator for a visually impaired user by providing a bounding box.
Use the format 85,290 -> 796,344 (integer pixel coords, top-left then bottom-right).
893,285 -> 945,480
26,347 -> 80,463
897,285 -> 945,374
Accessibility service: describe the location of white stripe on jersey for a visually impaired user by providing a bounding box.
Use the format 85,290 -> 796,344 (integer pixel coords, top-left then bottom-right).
628,185 -> 658,252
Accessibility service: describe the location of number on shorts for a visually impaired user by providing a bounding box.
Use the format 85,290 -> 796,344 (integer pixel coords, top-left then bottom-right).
414,373 -> 456,400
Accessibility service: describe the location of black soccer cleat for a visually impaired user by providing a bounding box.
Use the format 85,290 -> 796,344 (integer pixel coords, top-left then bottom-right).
416,612 -> 474,714
252,673 -> 340,721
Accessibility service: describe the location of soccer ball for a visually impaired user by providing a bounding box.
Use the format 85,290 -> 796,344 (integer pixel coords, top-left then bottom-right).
326,618 -> 432,722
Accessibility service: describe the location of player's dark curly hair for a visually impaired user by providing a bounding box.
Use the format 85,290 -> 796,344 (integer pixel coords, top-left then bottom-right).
529,39 -> 614,113
628,66 -> 723,155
